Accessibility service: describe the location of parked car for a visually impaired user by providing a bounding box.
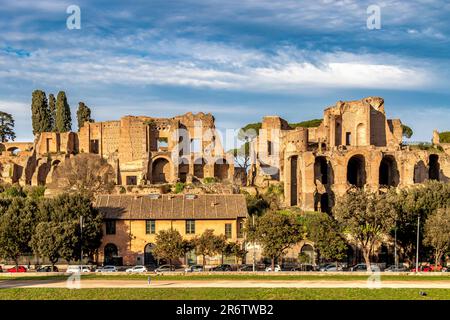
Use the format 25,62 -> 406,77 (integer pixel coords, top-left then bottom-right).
67,265 -> 92,273
348,263 -> 380,272
237,264 -> 253,271
211,264 -> 232,271
265,264 -> 281,272
291,264 -> 317,271
95,265 -> 118,273
125,265 -> 148,273
0,265 -> 2,273
37,265 -> 59,272
411,266 -> 431,272
154,264 -> 175,273
320,264 -> 343,272
7,266 -> 27,272
384,265 -> 408,272
185,265 -> 204,272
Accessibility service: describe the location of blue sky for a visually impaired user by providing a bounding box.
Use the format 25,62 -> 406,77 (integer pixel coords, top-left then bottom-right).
0,0 -> 449,142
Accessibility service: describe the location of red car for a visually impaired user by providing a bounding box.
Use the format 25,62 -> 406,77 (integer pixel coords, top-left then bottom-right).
7,266 -> 27,272
0,265 -> 2,273
411,266 -> 431,272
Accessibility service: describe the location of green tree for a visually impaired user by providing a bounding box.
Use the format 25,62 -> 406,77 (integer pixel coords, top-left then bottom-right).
402,124 -> 413,139
55,91 -> 72,132
0,111 -> 16,142
30,221 -> 64,267
228,142 -> 251,173
246,210 -> 303,271
0,198 -> 38,269
424,208 -> 450,267
302,212 -> 347,264
333,189 -> 396,271
439,131 -> 450,143
389,181 -> 450,263
153,229 -> 185,268
76,102 -> 93,131
31,89 -> 51,134
289,119 -> 323,128
48,93 -> 56,131
192,229 -> 224,268
43,193 -> 103,262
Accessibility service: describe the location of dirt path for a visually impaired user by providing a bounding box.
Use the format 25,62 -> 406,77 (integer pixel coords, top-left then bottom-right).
2,279 -> 450,289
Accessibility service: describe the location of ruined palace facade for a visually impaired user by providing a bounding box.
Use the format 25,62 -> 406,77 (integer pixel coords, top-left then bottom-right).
0,112 -> 235,187
249,97 -> 450,213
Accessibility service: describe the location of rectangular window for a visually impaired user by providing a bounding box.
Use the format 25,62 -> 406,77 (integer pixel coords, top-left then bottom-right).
237,219 -> 244,238
126,176 -> 137,185
190,139 -> 201,153
345,132 -> 351,146
157,137 -> 168,150
225,223 -> 232,239
105,220 -> 116,235
145,220 -> 156,234
90,139 -> 99,154
267,140 -> 272,156
186,220 -> 195,235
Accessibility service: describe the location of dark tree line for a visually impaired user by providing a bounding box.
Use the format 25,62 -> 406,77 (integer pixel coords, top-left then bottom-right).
31,89 -> 93,135
0,186 -> 103,269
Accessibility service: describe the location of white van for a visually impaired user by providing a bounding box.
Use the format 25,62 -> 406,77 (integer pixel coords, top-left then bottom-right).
66,265 -> 91,273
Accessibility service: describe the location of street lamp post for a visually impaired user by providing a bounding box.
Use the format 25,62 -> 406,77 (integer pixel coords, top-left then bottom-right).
394,227 -> 398,270
415,215 -> 420,273
80,216 -> 84,270
252,214 -> 256,272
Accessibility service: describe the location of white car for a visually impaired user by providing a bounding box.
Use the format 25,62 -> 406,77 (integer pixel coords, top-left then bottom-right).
125,265 -> 148,273
320,264 -> 343,272
66,265 -> 91,273
265,264 -> 281,272
95,265 -> 118,272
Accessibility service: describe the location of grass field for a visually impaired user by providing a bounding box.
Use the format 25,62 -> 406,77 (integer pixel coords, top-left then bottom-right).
1,273 -> 450,281
0,288 -> 448,300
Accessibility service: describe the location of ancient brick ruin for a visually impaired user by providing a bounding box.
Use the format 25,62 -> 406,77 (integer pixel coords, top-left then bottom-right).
249,96 -> 450,212
0,96 -> 449,214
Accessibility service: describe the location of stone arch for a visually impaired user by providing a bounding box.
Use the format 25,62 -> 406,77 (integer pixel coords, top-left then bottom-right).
347,154 -> 366,188
413,160 -> 427,183
193,157 -> 207,179
300,244 -> 315,265
7,146 -> 20,156
315,193 -> 331,214
0,143 -> 5,154
37,162 -> 51,186
379,155 -> 399,187
429,154 -> 440,181
151,157 -> 171,184
144,243 -> 156,266
214,158 -> 229,180
104,243 -> 118,265
356,123 -> 366,146
314,156 -> 329,185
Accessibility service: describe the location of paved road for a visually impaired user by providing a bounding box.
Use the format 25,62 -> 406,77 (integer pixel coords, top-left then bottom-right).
2,279 -> 450,289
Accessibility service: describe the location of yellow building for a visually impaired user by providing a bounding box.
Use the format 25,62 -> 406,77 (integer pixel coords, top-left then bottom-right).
96,194 -> 247,266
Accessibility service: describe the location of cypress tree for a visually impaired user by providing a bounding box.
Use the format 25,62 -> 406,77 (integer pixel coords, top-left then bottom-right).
48,93 -> 56,132
76,102 -> 93,131
0,111 -> 16,142
55,91 -> 72,132
31,90 -> 51,135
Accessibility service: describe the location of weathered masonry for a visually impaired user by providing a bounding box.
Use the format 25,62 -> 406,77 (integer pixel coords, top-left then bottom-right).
249,96 -> 450,212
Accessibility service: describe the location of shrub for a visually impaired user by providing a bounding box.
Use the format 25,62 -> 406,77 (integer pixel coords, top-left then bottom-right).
174,182 -> 185,194
203,177 -> 217,184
